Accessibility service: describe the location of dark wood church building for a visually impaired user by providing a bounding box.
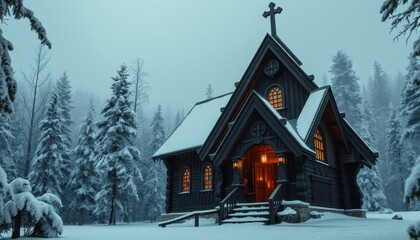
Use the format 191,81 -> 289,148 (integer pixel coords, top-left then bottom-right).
153,3 -> 378,225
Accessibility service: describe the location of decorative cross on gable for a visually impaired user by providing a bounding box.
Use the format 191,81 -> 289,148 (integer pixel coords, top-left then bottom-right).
263,2 -> 283,37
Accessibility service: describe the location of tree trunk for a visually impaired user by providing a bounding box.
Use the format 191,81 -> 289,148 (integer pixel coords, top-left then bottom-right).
109,199 -> 115,225
12,211 -> 22,239
79,209 -> 84,225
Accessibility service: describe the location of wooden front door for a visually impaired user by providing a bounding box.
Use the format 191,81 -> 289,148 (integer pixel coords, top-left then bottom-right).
254,162 -> 277,202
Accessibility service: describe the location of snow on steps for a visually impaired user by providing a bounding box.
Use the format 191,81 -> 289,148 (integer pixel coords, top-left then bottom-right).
222,202 -> 270,225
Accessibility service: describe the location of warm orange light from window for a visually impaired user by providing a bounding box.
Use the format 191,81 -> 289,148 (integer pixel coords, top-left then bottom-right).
261,153 -> 267,163
268,87 -> 283,109
278,155 -> 286,164
182,168 -> 190,192
203,164 -> 213,190
314,129 -> 325,161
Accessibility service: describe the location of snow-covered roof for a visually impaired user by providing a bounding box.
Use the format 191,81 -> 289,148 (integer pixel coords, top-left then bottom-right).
153,93 -> 232,158
255,92 -> 315,154
296,88 -> 328,141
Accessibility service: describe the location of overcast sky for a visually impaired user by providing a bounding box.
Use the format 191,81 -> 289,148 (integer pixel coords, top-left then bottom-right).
4,0 -> 412,114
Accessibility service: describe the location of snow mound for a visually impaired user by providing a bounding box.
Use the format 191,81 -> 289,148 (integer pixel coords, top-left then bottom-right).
278,207 -> 297,216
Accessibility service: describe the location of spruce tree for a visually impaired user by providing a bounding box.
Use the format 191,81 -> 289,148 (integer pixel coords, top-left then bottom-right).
68,101 -> 98,225
94,64 -> 142,225
0,113 -> 17,179
400,54 -> 420,150
205,84 -> 214,99
0,1 -> 51,114
386,108 -> 406,210
329,51 -> 362,129
357,166 -> 389,212
55,72 -> 73,178
28,94 -> 64,197
144,105 -> 166,222
359,97 -> 376,148
405,156 -> 420,239
370,61 -> 391,189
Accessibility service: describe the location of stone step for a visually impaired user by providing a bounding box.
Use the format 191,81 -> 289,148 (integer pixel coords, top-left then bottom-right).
228,211 -> 270,218
236,202 -> 269,208
232,206 -> 269,212
222,217 -> 269,224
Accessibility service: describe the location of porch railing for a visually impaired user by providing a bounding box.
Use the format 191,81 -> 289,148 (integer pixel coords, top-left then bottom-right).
218,186 -> 241,224
268,183 -> 284,224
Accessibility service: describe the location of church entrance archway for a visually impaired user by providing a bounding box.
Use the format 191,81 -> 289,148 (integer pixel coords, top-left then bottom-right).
242,144 -> 278,202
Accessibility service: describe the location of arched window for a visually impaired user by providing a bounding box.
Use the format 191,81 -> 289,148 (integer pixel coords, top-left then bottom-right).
267,86 -> 284,109
181,167 -> 191,192
314,129 -> 326,161
203,164 -> 213,190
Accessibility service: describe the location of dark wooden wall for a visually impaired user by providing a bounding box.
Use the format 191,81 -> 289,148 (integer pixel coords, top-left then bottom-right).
165,152 -> 216,213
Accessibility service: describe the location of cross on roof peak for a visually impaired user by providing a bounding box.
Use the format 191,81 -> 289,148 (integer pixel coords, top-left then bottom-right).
263,2 -> 283,37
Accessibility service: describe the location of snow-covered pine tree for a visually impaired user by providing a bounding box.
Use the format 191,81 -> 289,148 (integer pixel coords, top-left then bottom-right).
68,101 -> 98,225
385,108 -> 406,210
144,105 -> 166,222
404,156 -> 420,239
28,93 -> 64,197
357,166 -> 389,212
0,113 -> 17,179
55,72 -> 73,180
370,61 -> 391,190
94,64 -> 142,225
174,109 -> 182,129
2,178 -> 63,238
205,84 -> 214,99
359,95 -> 376,148
329,51 -> 362,130
400,54 -> 420,153
0,1 -> 51,114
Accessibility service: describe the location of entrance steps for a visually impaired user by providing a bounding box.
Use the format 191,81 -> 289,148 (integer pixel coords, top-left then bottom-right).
221,202 -> 270,224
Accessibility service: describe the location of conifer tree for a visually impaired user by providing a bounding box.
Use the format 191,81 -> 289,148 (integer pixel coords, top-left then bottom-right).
329,51 -> 362,129
405,156 -> 420,239
94,64 -> 142,225
357,166 -> 389,212
144,105 -> 166,222
359,97 -> 376,148
55,72 -> 73,178
386,108 -> 406,210
28,94 -> 64,197
205,84 -> 214,99
0,113 -> 17,179
68,101 -> 98,225
370,61 -> 391,187
400,54 -> 420,149
0,1 -> 51,114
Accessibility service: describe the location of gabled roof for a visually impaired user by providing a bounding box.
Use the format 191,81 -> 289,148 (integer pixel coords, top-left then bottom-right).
199,34 -> 318,160
296,87 -> 328,141
153,93 -> 232,159
295,86 -> 348,150
342,120 -> 378,166
211,91 -> 315,166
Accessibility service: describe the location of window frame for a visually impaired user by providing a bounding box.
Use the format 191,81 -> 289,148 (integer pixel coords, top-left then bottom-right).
180,166 -> 191,193
314,128 -> 327,163
266,84 -> 285,110
202,163 -> 213,191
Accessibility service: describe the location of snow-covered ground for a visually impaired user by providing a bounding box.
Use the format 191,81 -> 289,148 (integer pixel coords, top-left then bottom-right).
3,212 -> 419,240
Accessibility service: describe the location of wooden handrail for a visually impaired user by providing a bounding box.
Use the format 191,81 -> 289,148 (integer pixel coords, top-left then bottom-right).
159,209 -> 218,227
218,186 -> 241,224
268,183 -> 284,224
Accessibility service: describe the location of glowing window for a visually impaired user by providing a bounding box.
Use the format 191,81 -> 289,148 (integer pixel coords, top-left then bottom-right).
181,167 -> 191,192
314,129 -> 325,161
267,86 -> 284,109
203,164 -> 213,190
